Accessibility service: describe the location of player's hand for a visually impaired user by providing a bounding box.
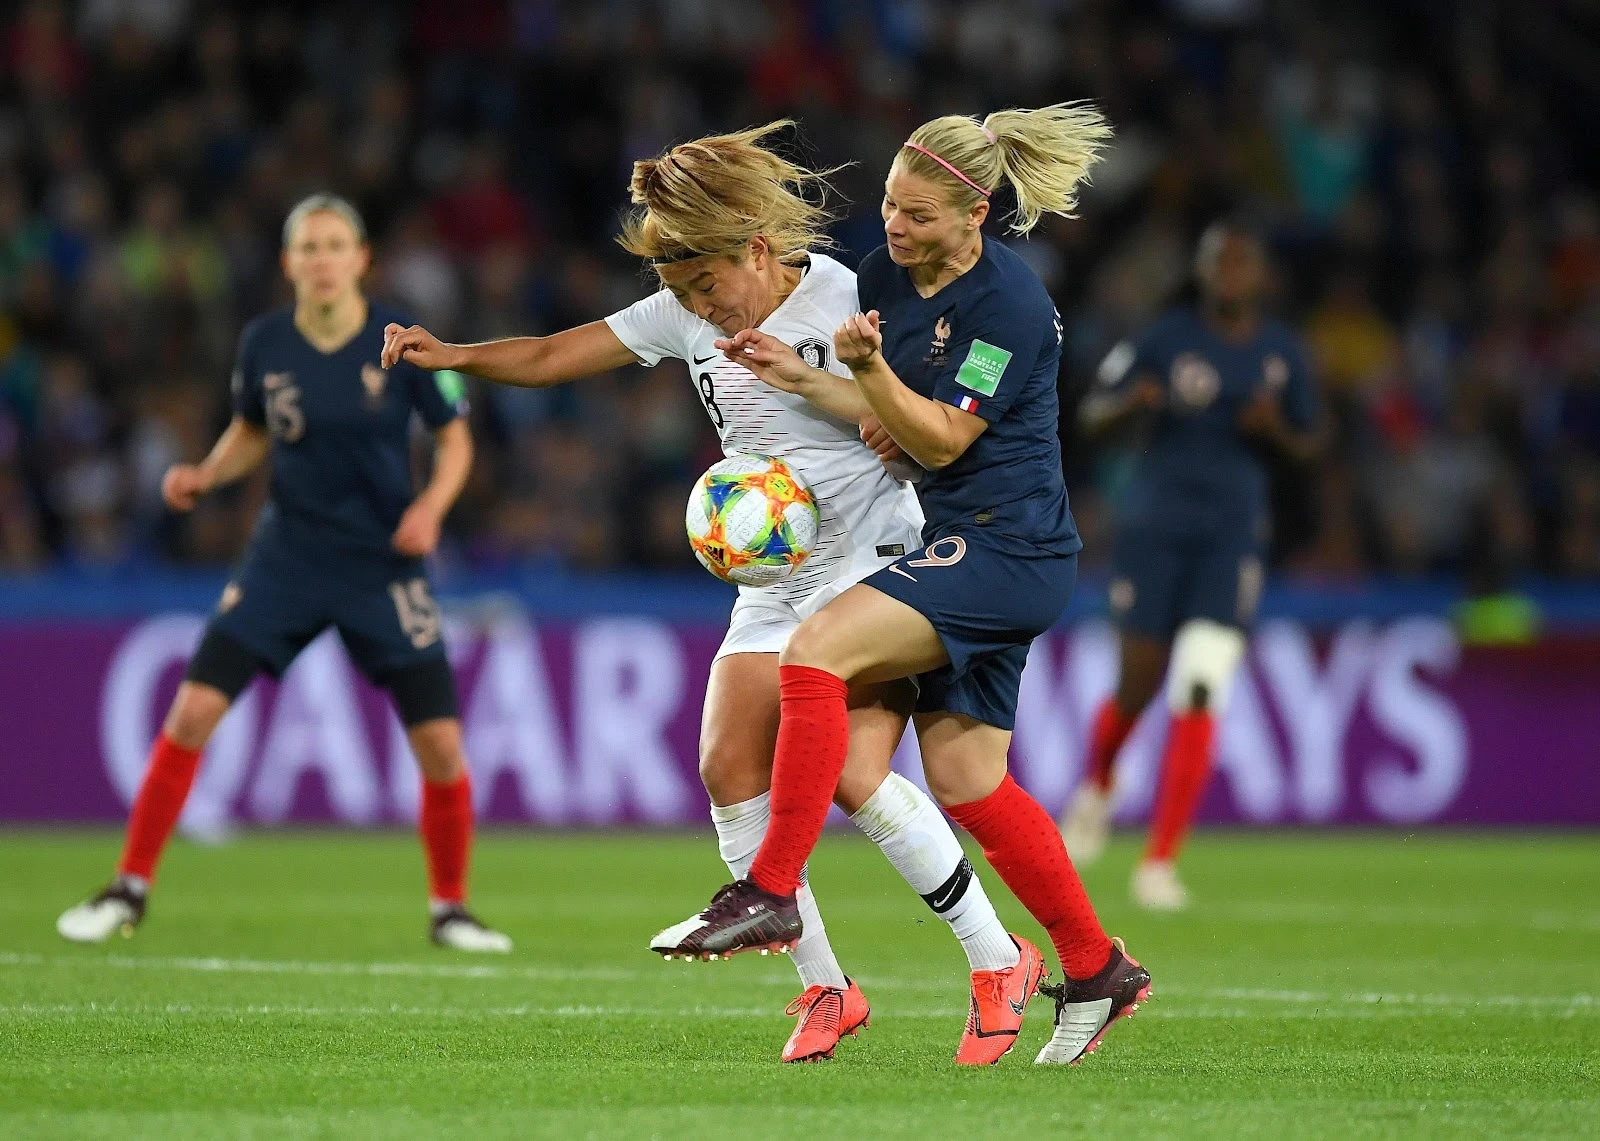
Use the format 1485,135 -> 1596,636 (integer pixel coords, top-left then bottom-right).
834,311 -> 884,370
381,323 -> 458,372
1129,377 -> 1165,412
859,414 -> 906,465
162,463 -> 213,513
1237,388 -> 1285,440
392,500 -> 443,558
714,329 -> 809,392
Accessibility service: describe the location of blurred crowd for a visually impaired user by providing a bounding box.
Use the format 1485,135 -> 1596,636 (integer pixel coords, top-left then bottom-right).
0,0 -> 1597,583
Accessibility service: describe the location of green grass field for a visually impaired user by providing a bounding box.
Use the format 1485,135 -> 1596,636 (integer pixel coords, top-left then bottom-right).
0,829 -> 1595,1139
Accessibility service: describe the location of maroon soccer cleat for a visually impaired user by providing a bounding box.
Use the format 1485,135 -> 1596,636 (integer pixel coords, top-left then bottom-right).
1034,937 -> 1152,1065
649,880 -> 802,961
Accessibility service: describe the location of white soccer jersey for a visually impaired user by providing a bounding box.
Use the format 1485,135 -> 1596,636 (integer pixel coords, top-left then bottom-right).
606,252 -> 923,610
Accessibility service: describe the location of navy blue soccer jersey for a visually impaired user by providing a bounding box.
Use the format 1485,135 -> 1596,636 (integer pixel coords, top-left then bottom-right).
1101,307 -> 1317,537
856,240 -> 1080,557
231,302 -> 467,559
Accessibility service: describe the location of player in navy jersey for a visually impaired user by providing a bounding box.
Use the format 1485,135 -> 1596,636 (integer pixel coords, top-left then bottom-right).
1059,221 -> 1320,911
383,124 -> 1028,1066
657,105 -> 1151,1067
56,195 -> 511,953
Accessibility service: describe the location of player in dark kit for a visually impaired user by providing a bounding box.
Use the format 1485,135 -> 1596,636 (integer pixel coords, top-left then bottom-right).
56,195 -> 511,952
1059,220 -> 1320,911
657,105 -> 1151,1067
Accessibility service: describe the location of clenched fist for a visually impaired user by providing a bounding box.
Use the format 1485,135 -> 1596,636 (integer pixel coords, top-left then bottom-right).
162,464 -> 213,512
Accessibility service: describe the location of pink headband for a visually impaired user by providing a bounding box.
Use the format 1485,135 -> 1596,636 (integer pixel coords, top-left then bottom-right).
902,141 -> 991,198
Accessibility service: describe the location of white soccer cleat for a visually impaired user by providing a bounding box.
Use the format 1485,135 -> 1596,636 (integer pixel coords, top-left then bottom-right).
57,881 -> 146,943
1131,860 -> 1190,912
430,906 -> 513,953
1059,782 -> 1113,865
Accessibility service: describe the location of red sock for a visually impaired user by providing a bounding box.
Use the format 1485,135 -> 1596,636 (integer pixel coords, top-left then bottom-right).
420,774 -> 474,904
1145,710 -> 1215,862
1087,697 -> 1138,792
947,773 -> 1114,980
118,732 -> 204,881
747,665 -> 850,896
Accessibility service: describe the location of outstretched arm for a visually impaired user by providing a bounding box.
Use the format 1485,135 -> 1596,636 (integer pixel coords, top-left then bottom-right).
162,416 -> 271,512
834,312 -> 986,471
714,328 -> 872,423
381,320 -> 639,388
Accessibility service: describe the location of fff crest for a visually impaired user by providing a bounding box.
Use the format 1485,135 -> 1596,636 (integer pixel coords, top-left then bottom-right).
361,362 -> 387,406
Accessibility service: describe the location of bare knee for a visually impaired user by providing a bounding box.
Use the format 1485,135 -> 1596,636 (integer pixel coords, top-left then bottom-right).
1116,635 -> 1170,714
162,682 -> 231,750
408,718 -> 466,784
698,736 -> 770,807
776,613 -> 835,671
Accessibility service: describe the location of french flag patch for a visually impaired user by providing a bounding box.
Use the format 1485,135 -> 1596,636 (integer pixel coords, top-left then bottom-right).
957,395 -> 980,413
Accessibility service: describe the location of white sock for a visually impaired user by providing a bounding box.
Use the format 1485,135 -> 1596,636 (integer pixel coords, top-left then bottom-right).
710,792 -> 848,990
851,773 -> 1018,973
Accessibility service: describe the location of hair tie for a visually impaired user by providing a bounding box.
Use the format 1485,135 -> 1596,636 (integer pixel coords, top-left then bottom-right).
981,125 -> 996,144
902,141 -> 991,198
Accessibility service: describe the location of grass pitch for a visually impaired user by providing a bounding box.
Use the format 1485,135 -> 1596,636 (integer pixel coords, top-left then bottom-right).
0,829 -> 1594,1139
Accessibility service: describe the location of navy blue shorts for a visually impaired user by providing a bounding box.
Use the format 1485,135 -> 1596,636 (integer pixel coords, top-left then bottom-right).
205,540 -> 449,683
1110,524 -> 1263,638
864,528 -> 1078,731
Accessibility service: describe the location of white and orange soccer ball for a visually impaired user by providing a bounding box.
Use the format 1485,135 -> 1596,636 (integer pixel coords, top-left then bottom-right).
685,454 -> 820,586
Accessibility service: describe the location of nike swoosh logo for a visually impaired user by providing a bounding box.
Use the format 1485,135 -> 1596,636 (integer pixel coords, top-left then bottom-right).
692,353 -> 718,365
886,564 -> 917,582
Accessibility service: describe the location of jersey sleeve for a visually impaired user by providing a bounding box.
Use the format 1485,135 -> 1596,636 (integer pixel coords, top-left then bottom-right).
406,362 -> 468,429
604,288 -> 696,367
929,295 -> 1051,423
230,321 -> 265,425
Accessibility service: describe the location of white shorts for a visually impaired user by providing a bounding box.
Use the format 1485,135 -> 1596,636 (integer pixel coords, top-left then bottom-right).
713,498 -> 923,662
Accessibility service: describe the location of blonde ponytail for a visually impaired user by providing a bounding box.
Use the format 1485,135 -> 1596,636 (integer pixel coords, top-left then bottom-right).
896,102 -> 1113,235
618,121 -> 841,268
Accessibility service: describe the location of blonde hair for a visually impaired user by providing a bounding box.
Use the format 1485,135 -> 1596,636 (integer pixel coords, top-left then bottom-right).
618,121 -> 840,268
896,103 -> 1113,235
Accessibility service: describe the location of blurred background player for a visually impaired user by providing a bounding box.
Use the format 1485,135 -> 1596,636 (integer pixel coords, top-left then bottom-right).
56,194 -> 510,952
658,104 -> 1154,1068
382,123 -> 1022,1064
1060,220 -> 1321,911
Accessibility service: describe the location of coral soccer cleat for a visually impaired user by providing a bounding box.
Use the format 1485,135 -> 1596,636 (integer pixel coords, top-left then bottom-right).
954,935 -> 1047,1065
781,978 -> 871,1062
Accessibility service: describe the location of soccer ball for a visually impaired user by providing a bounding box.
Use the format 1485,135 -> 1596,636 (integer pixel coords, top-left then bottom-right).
685,454 -> 820,586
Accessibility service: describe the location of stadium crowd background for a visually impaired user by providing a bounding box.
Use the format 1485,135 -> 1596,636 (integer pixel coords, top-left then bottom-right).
0,0 -> 1596,591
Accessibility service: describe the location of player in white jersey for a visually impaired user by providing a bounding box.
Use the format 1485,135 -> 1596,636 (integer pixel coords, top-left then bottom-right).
382,122 -> 1027,1065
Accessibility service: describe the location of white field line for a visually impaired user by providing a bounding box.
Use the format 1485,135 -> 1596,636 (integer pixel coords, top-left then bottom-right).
0,951 -> 1593,1017
1217,901 -> 1600,932
0,1000 -> 1591,1022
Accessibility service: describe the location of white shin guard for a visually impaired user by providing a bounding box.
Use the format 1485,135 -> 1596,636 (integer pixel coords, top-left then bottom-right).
851,773 -> 1018,973
710,792 -> 846,989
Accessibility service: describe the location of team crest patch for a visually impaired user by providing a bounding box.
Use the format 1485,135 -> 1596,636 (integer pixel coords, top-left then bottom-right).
794,338 -> 830,370
219,582 -> 243,613
925,313 -> 954,364
361,362 -> 387,407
